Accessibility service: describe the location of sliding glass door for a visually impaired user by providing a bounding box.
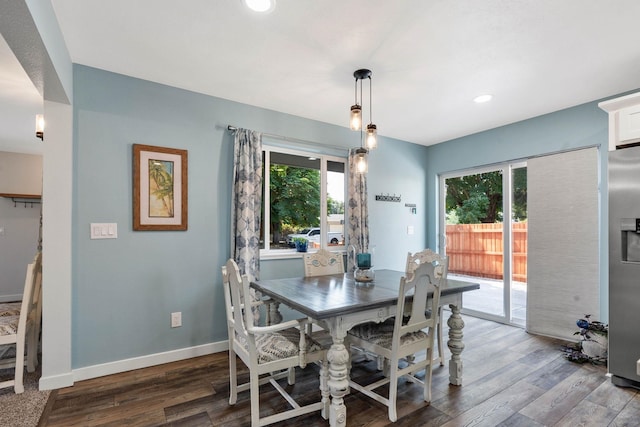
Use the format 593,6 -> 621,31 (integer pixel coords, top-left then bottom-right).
439,161 -> 527,326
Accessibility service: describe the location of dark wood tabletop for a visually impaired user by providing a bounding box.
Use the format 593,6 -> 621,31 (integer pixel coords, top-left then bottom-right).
252,269 -> 479,320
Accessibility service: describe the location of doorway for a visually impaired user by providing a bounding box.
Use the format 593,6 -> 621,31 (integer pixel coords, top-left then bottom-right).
439,161 -> 527,326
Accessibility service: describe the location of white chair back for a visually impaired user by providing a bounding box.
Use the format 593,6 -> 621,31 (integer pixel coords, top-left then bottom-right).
303,249 -> 344,277
394,255 -> 445,351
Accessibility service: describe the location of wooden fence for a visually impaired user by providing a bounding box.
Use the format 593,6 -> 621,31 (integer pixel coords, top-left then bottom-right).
446,222 -> 527,282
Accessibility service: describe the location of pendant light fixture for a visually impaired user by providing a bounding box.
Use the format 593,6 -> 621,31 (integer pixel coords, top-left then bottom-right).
35,114 -> 44,141
350,69 -> 378,173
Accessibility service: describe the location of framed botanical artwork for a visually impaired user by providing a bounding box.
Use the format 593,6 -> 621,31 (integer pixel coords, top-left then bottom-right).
133,144 -> 188,231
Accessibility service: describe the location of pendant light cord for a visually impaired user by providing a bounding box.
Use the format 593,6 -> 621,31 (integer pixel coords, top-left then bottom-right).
368,76 -> 373,124
359,78 -> 364,148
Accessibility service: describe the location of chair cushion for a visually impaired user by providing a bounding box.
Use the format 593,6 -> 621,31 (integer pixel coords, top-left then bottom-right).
349,319 -> 427,350
237,327 -> 322,364
0,315 -> 19,335
0,302 -> 21,317
349,318 -> 395,340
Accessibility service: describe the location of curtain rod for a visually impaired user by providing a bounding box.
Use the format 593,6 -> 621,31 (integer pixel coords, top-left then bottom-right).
227,125 -> 349,153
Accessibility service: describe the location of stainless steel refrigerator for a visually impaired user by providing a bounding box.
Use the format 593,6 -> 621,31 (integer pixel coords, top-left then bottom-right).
609,145 -> 640,389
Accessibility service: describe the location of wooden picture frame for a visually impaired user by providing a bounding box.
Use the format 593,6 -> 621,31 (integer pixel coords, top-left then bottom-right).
133,144 -> 188,231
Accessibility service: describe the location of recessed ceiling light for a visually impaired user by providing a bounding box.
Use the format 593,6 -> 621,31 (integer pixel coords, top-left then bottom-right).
473,94 -> 493,104
243,0 -> 276,13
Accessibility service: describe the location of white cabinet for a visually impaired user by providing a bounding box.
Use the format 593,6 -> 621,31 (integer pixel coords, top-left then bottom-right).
599,92 -> 640,151
619,103 -> 640,143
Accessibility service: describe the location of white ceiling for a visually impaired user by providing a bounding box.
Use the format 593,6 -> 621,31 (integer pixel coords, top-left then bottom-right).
3,1 -> 640,154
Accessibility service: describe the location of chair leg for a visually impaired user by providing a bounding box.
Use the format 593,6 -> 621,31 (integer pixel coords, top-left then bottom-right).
387,357 -> 398,422
228,349 -> 238,405
250,369 -> 261,427
437,306 -> 444,366
288,367 -> 296,385
14,336 -> 25,394
424,348 -> 434,403
26,325 -> 37,373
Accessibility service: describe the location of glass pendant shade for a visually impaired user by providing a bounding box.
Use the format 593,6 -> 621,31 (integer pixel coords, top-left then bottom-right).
355,147 -> 368,174
350,104 -> 362,131
365,123 -> 377,150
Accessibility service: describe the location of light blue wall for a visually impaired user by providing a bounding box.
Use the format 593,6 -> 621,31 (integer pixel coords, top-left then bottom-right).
72,65 -> 427,369
367,139 -> 429,269
423,95 -> 640,323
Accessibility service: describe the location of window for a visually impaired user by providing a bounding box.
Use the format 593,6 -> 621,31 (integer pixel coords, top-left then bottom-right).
261,144 -> 346,256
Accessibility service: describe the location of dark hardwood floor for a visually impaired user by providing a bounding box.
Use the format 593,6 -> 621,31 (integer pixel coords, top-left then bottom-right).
40,315 -> 640,426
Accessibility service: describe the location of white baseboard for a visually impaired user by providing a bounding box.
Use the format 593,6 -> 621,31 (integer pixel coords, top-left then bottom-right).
71,340 -> 229,383
39,371 -> 74,391
0,294 -> 22,303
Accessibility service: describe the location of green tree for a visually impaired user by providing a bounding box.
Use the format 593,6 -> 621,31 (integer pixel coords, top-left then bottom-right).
269,165 -> 320,244
455,192 -> 490,223
328,197 -> 344,215
446,171 -> 502,224
446,168 -> 527,224
512,167 -> 527,221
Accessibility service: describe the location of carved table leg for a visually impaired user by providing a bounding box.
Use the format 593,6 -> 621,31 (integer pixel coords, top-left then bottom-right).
327,338 -> 350,427
447,303 -> 465,386
319,359 -> 330,419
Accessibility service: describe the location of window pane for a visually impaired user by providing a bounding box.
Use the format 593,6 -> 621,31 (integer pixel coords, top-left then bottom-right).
268,152 -> 321,250
326,161 -> 345,249
511,166 -> 527,326
445,170 -> 505,317
260,147 -> 346,254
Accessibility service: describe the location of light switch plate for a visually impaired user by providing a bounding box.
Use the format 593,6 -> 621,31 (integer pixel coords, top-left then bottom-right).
90,223 -> 118,239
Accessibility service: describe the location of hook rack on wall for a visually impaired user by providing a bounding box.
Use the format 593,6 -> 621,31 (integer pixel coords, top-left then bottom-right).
0,193 -> 42,208
12,198 -> 41,208
375,193 -> 401,203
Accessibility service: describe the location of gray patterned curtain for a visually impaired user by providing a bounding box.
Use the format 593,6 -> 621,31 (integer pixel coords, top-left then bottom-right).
347,148 -> 369,271
231,129 -> 263,282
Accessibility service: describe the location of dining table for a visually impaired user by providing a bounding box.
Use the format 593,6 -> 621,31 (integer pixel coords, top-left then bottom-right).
252,269 -> 479,427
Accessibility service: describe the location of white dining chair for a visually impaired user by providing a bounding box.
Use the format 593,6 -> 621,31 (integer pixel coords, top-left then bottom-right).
0,252 -> 42,393
347,251 -> 446,422
222,259 -> 329,426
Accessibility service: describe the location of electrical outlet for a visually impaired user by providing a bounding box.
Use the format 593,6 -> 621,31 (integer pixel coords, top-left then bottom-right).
171,312 -> 182,328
